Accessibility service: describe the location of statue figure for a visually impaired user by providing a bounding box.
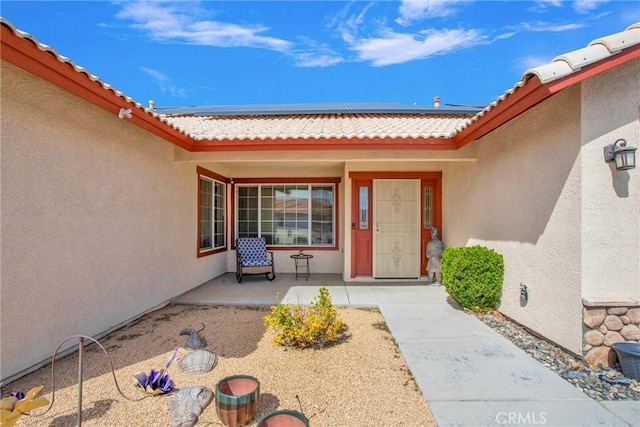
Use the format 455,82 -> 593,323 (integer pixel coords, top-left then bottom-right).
426,227 -> 444,285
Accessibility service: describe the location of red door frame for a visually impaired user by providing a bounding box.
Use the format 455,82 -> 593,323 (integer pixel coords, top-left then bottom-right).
349,172 -> 442,278
351,179 -> 373,276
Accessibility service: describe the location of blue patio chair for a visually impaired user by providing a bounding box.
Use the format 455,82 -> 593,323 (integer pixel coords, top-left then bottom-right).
235,237 -> 276,283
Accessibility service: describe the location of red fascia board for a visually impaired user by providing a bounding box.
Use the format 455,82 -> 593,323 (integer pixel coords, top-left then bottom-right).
454,78 -> 552,149
1,25 -> 194,151
191,136 -> 457,152
232,177 -> 342,184
349,171 -> 442,180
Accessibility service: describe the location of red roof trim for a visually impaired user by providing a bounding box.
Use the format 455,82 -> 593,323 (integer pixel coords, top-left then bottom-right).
454,78 -> 552,148
232,177 -> 342,184
192,136 -> 457,152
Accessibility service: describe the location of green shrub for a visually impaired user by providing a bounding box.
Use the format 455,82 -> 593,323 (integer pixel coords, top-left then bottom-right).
263,287 -> 344,349
441,245 -> 504,312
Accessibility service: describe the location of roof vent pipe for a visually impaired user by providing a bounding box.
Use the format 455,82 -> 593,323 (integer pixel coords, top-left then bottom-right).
433,96 -> 440,109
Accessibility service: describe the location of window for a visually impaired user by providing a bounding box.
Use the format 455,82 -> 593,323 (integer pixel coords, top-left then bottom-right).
198,168 -> 226,256
359,186 -> 369,229
423,187 -> 432,229
236,184 -> 335,246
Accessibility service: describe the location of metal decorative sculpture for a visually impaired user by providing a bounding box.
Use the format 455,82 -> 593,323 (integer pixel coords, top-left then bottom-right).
179,324 -> 206,350
22,335 -> 147,427
426,227 -> 444,285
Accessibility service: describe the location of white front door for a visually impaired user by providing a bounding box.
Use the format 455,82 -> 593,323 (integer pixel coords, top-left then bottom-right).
373,179 -> 420,278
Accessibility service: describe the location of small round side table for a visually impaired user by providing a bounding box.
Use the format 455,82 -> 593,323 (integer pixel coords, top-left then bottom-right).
290,254 -> 313,281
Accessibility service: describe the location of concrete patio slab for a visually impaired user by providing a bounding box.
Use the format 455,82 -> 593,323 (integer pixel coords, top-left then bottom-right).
598,401 -> 640,426
379,303 -> 497,340
394,337 -> 587,401
174,273 -> 345,305
345,284 -> 448,305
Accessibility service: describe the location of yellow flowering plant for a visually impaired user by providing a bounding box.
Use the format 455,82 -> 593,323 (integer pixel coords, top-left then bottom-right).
263,287 -> 344,349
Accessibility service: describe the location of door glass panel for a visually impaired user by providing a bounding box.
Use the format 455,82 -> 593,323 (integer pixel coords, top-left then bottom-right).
359,186 -> 368,229
423,187 -> 432,229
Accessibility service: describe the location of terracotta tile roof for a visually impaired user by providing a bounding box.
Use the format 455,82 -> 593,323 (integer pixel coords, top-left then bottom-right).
164,113 -> 472,141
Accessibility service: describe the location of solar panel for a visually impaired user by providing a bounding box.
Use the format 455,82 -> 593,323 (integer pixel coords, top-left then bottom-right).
155,102 -> 482,116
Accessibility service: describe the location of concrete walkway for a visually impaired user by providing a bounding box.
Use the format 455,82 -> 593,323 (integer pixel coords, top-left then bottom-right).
175,273 -> 639,426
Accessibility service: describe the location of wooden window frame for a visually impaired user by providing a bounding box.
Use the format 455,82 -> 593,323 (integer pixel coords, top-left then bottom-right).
197,166 -> 229,258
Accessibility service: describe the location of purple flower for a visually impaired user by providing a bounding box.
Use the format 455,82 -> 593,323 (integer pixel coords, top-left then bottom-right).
133,369 -> 175,395
133,348 -> 180,395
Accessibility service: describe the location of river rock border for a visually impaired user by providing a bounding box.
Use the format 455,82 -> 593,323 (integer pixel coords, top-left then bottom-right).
583,302 -> 640,368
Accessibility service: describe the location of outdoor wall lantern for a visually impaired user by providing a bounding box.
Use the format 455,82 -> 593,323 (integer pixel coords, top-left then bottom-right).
604,139 -> 637,170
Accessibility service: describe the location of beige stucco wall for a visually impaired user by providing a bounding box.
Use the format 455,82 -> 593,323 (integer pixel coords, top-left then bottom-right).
443,85 -> 584,354
1,62 -> 225,382
580,59 -> 640,303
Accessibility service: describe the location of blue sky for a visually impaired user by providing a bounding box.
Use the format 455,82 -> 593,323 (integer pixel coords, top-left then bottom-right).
2,1 -> 638,109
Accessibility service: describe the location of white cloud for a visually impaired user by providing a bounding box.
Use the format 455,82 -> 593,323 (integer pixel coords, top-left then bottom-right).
292,37 -> 344,68
118,1 -> 348,68
293,53 -> 344,68
330,2 -> 376,44
495,31 -> 517,41
140,66 -> 187,97
117,1 -> 292,52
510,20 -> 586,32
527,0 -> 563,13
573,0 -> 609,14
536,0 -> 563,7
352,28 -> 484,66
396,0 -> 469,25
331,3 -> 486,66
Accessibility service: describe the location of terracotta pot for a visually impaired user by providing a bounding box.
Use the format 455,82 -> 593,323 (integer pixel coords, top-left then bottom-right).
215,375 -> 260,427
257,409 -> 309,427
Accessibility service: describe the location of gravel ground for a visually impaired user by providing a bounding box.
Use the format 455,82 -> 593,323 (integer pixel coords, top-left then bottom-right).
476,311 -> 640,401
2,304 -> 436,426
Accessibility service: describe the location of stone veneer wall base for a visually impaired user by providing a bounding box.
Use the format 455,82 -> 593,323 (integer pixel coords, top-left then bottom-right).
582,301 -> 640,368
